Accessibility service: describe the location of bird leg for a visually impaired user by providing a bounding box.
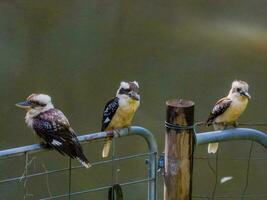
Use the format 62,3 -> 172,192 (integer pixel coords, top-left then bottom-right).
40,142 -> 53,149
233,121 -> 238,128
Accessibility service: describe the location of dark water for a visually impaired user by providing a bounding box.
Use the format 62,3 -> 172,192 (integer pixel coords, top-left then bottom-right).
0,1 -> 266,199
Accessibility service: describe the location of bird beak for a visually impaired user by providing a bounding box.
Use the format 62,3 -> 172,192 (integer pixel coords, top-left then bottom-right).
241,91 -> 251,99
15,101 -> 32,109
129,91 -> 140,101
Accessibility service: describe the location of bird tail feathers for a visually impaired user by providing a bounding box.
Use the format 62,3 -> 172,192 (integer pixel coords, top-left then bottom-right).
76,156 -> 92,168
75,146 -> 91,169
102,140 -> 112,158
208,143 -> 219,154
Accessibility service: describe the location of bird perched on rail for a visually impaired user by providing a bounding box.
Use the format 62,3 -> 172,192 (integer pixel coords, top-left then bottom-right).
16,94 -> 91,168
206,80 -> 251,153
101,81 -> 140,158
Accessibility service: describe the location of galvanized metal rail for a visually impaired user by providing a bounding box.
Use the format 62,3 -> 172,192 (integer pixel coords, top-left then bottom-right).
196,128 -> 267,148
0,126 -> 158,200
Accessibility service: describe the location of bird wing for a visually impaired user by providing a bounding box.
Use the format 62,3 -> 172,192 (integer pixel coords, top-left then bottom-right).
33,109 -> 87,161
101,97 -> 119,131
207,97 -> 232,124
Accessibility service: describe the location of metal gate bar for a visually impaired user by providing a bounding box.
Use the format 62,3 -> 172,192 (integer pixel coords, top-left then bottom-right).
196,128 -> 267,147
0,126 -> 158,200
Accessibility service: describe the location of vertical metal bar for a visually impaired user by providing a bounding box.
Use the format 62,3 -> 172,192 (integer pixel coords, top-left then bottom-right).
241,141 -> 254,200
211,152 -> 219,200
111,138 -> 115,200
148,151 -> 157,200
24,152 -> 28,200
68,158 -> 72,200
123,126 -> 158,200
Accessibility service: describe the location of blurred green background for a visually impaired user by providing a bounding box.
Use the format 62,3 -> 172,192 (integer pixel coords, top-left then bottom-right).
0,0 -> 266,199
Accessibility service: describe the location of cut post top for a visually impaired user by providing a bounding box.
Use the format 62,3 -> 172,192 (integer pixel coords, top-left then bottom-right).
166,99 -> 195,127
166,99 -> 194,108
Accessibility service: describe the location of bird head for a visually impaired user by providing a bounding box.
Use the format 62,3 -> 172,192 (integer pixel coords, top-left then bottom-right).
16,94 -> 54,113
116,81 -> 140,101
229,80 -> 251,99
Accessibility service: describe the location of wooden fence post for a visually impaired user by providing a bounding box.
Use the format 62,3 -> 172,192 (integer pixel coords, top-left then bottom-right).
164,99 -> 195,200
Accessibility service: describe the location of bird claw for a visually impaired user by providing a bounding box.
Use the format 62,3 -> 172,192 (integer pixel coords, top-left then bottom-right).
233,121 -> 238,127
40,142 -> 53,149
214,122 -> 238,128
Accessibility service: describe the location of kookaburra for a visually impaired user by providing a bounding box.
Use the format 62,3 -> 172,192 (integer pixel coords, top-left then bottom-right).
101,81 -> 140,158
206,80 -> 251,153
16,94 -> 91,168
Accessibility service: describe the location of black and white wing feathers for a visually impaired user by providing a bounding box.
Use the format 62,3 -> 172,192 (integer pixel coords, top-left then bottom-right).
33,109 -> 90,168
101,97 -> 119,131
207,97 -> 232,125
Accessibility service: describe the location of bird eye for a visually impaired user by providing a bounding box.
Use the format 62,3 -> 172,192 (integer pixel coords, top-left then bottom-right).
119,88 -> 130,95
237,88 -> 241,92
29,101 -> 46,107
37,102 -> 46,107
